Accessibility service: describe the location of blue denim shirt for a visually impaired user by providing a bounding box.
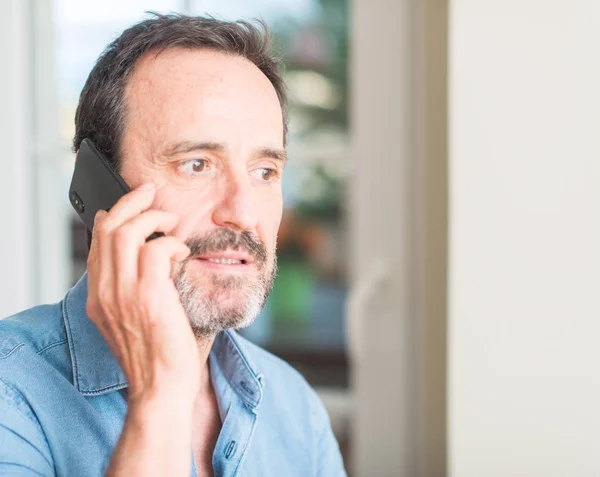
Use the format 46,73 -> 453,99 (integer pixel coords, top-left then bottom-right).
0,273 -> 347,476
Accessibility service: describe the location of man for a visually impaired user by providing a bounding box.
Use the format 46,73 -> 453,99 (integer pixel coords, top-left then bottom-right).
0,14 -> 347,477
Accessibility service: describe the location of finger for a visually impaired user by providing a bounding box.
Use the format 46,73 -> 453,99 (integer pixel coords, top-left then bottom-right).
88,209 -> 108,267
101,182 -> 157,233
87,209 -> 114,324
112,210 -> 181,286
138,236 -> 191,285
88,210 -> 111,285
118,210 -> 180,245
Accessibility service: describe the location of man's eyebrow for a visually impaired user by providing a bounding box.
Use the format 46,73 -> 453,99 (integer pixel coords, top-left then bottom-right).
163,141 -> 287,164
163,141 -> 225,156
255,147 -> 288,165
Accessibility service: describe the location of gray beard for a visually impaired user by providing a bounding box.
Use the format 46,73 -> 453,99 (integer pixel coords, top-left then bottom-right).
173,256 -> 277,342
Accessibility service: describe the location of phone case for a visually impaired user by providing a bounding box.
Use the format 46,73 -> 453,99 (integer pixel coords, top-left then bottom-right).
69,139 -> 131,232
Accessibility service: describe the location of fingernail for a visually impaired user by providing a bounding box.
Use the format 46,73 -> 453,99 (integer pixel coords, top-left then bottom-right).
137,182 -> 155,191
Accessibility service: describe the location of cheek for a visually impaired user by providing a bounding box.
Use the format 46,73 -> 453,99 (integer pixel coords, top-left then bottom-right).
154,182 -> 283,247
152,186 -> 217,238
260,195 -> 283,251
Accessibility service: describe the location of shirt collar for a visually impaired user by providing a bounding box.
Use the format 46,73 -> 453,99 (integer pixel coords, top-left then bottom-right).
62,271 -> 264,409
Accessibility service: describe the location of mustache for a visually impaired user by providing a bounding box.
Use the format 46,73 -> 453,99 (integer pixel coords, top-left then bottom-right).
184,229 -> 268,265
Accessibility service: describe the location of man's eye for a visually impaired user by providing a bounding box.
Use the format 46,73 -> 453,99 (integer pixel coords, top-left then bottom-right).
179,159 -> 208,175
254,168 -> 279,182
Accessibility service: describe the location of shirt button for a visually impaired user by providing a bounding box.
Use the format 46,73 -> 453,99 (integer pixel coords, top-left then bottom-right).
224,440 -> 237,460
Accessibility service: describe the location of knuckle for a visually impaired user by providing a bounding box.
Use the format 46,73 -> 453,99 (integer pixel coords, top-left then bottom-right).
112,285 -> 128,309
95,219 -> 111,237
138,243 -> 154,263
113,225 -> 131,245
92,221 -> 110,242
140,238 -> 163,259
95,282 -> 113,309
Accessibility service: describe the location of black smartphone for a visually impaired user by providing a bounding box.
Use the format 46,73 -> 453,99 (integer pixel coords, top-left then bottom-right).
69,138 -> 164,240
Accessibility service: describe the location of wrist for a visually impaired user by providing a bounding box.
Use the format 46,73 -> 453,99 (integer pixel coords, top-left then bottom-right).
127,392 -> 194,427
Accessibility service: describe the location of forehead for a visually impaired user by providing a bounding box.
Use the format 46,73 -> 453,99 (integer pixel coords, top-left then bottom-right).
123,48 -> 284,150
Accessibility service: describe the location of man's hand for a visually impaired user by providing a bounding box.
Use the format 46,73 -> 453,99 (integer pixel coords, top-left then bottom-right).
86,182 -> 198,476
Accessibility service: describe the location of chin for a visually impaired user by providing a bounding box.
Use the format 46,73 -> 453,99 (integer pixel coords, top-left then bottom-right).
173,252 -> 275,339
186,296 -> 261,340
175,274 -> 267,337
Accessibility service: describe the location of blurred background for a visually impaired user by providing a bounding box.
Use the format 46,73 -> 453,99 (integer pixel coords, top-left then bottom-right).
1,0 -> 599,476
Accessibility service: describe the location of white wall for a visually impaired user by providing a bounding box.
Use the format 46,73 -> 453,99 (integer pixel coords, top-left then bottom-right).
449,1 -> 600,476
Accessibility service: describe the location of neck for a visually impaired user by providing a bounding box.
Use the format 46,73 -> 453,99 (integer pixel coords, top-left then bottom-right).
196,335 -> 216,395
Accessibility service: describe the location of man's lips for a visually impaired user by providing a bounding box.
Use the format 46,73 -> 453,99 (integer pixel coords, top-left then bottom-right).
194,250 -> 255,265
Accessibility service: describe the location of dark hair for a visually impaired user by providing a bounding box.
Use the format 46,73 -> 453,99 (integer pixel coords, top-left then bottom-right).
72,13 -> 288,249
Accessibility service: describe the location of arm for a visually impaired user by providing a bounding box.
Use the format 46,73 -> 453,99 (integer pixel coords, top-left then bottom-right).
106,397 -> 192,477
0,378 -> 54,476
87,184 -> 200,476
312,393 -> 348,477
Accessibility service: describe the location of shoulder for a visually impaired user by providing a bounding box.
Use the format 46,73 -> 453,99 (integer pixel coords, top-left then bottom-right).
0,302 -> 66,356
0,302 -> 66,354
0,302 -> 71,383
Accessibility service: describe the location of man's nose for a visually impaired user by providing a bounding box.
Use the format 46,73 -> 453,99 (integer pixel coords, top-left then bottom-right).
211,173 -> 259,232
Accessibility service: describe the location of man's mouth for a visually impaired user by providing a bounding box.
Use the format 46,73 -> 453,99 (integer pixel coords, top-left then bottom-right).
195,251 -> 254,266
205,257 -> 244,265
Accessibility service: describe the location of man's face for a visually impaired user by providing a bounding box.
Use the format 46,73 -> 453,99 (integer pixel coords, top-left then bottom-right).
119,48 -> 284,339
